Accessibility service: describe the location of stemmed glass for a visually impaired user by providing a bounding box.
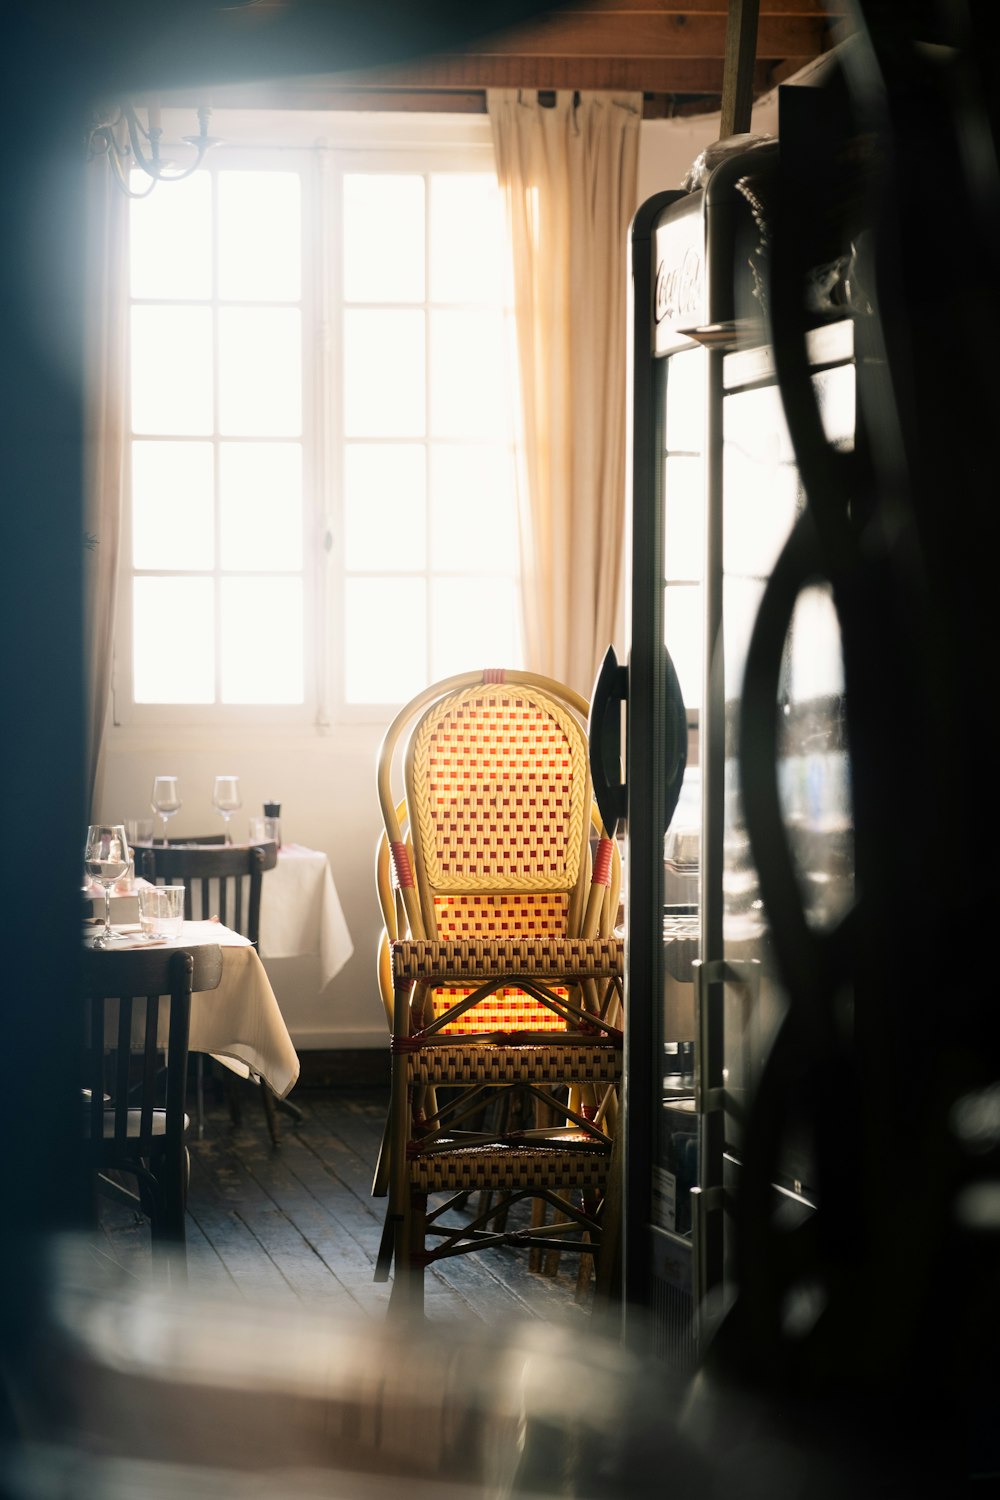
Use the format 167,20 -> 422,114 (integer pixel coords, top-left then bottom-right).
150,775 -> 182,843
212,775 -> 242,844
84,824 -> 130,948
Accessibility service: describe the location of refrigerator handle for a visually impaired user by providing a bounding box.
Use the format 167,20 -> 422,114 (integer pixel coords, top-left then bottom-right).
588,644 -> 629,834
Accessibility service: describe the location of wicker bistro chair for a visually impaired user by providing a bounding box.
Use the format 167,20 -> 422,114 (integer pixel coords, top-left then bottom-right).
376,669 -> 624,1314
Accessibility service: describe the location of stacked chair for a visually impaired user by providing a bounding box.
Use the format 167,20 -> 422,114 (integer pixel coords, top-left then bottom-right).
374,669 -> 624,1314
82,944 -> 223,1272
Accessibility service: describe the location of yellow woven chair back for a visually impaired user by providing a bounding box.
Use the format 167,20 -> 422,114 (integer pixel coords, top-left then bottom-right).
404,680 -> 593,1034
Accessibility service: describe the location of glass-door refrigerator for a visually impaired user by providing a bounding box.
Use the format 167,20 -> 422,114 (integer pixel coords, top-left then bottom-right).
591,132 -> 858,1365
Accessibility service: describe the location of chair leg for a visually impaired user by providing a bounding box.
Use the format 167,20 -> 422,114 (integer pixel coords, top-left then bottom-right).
275,1092 -> 304,1125
528,1092 -> 557,1271
389,1189 -> 425,1317
374,1208 -> 395,1282
149,1162 -> 187,1281
225,1070 -> 243,1128
594,1127 -> 623,1310
260,1081 -> 281,1146
195,1054 -> 205,1139
372,1113 -> 391,1197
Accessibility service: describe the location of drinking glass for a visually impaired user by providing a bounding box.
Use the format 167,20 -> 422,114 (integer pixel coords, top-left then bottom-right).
84,823 -> 130,948
212,775 -> 242,843
125,816 -> 155,846
137,884 -> 185,938
150,776 -> 182,843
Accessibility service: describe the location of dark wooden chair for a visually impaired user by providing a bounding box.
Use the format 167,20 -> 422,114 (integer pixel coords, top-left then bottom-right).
138,840 -> 300,1145
83,944 -> 223,1271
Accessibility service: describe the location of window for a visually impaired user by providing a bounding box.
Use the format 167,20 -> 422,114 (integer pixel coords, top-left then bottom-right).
117,120 -> 522,726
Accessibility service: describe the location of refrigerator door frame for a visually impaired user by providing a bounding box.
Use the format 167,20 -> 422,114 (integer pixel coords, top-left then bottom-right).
624,144 -> 783,1344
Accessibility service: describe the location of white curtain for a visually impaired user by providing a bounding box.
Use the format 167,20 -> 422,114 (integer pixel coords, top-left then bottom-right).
82,155 -> 127,817
488,88 -> 641,699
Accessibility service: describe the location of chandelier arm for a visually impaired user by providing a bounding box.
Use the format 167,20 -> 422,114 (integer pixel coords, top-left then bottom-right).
122,104 -> 159,177
90,103 -> 219,195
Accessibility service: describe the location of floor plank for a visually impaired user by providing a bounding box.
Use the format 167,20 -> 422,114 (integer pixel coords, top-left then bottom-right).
95,1085 -> 599,1326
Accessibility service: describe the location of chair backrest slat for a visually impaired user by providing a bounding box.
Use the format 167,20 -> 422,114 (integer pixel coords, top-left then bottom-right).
114,997 -> 133,1150
138,993 -> 160,1152
82,947 -> 223,1190
138,843 -> 275,946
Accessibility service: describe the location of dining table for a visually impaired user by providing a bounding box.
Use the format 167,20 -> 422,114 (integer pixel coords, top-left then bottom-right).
126,839 -> 354,993
257,842 -> 354,990
82,919 -> 300,1100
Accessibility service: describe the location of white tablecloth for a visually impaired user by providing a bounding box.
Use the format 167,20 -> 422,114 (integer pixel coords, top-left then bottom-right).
258,843 -> 354,990
84,920 -> 300,1099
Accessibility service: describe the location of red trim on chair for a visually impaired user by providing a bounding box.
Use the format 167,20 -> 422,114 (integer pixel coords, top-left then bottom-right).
390,1035 -> 425,1054
482,667 -> 507,683
390,841 -> 415,887
592,837 -> 614,887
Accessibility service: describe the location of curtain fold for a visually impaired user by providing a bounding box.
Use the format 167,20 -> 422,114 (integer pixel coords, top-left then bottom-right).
488,88 -> 641,698
82,157 -> 127,817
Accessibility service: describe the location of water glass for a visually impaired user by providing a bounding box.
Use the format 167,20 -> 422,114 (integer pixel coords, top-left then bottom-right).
138,884 -> 185,937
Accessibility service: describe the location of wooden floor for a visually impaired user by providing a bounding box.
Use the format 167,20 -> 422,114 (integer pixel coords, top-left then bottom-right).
93,1080 -> 600,1328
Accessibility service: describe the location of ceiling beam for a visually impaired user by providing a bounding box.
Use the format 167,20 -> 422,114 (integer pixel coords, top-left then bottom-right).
443,12 -> 828,59
720,0 -> 761,137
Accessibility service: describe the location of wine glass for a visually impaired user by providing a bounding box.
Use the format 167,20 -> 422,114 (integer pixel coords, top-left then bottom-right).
150,775 -> 182,843
212,775 -> 242,843
84,824 -> 130,948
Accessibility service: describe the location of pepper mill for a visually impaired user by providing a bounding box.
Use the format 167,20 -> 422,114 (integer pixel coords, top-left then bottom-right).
263,800 -> 282,849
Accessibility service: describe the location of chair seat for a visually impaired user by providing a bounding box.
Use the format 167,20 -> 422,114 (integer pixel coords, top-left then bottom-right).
84,1107 -> 190,1141
408,1138 -> 610,1193
404,1041 -> 622,1085
392,935 -> 624,984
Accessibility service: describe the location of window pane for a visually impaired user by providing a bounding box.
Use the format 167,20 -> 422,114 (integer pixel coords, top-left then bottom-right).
344,444 -> 425,571
430,577 -> 519,680
787,584 -> 845,702
218,307 -> 301,436
131,306 -> 213,435
663,454 -> 703,583
345,577 -> 426,703
430,174 -> 507,305
129,170 -> 212,301
132,442 -> 214,570
664,583 -> 702,713
664,348 -> 706,454
220,443 -> 302,571
133,577 -> 215,702
722,444 -> 798,581
429,443 -> 517,573
218,171 -> 301,302
343,175 -> 425,304
220,577 -> 304,703
722,577 -> 765,707
431,309 -> 507,438
344,309 -> 424,438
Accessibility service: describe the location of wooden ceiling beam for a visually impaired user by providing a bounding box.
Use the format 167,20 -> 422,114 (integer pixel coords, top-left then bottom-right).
450,12 -> 828,59
335,54 -> 773,91
568,0 -> 844,13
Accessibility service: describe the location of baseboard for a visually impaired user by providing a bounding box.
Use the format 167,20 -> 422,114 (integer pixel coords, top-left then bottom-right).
293,1049 -> 389,1089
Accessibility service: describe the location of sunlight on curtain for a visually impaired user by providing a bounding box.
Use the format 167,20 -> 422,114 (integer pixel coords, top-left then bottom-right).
488,89 -> 641,699
83,154 -> 127,816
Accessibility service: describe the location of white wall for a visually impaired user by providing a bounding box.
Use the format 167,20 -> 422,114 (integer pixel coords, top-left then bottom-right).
98,91 -> 792,1050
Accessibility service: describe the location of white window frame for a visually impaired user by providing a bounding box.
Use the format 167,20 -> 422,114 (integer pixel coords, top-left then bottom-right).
112,111 -> 519,734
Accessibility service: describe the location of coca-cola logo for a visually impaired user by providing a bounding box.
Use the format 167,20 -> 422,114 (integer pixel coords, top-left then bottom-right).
655,246 -> 702,325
